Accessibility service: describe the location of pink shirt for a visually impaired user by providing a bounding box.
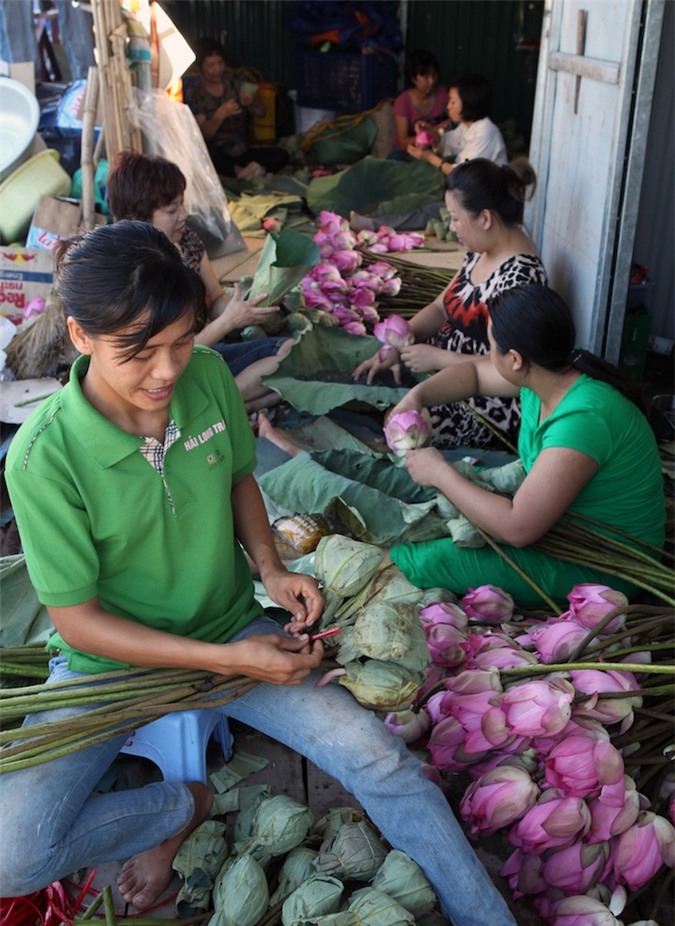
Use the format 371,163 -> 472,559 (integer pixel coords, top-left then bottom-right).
392,86 -> 448,149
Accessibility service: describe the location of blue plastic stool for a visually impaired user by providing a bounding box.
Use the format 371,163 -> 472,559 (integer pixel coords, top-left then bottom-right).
120,710 -> 234,783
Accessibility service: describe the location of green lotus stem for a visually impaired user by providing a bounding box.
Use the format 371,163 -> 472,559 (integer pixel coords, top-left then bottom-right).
80,889 -> 105,920
0,663 -> 50,678
500,662 -> 675,677
474,525 -> 561,614
103,885 -> 116,926
632,707 -> 675,722
600,643 -> 674,660
563,510 -> 674,560
568,609 -> 674,662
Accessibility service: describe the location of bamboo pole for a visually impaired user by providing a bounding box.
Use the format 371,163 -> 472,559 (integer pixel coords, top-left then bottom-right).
80,65 -> 99,230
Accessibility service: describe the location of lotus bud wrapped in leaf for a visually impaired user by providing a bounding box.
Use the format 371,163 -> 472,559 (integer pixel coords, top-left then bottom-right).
371,850 -> 437,917
211,854 -> 269,926
237,794 -> 313,859
314,820 -> 388,881
316,806 -> 367,841
173,820 -> 228,882
347,887 -> 416,926
337,659 -> 425,710
315,536 -> 384,600
337,602 -> 415,663
269,846 -> 319,906
281,875 -> 344,925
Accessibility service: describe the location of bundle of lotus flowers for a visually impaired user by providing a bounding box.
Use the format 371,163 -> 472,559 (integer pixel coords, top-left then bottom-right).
358,251 -> 454,317
0,660 -> 257,773
383,583 -> 675,926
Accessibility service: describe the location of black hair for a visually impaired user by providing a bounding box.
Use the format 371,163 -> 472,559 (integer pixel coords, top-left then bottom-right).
107,150 -> 186,222
55,221 -> 206,361
405,49 -> 439,85
446,158 -> 537,226
448,74 -> 492,122
488,284 -> 647,411
195,38 -> 226,70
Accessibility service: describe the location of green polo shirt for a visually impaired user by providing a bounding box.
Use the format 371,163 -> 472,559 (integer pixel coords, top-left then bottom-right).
6,346 -> 262,673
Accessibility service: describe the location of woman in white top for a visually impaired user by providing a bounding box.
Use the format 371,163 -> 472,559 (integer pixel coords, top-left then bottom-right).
408,74 -> 507,174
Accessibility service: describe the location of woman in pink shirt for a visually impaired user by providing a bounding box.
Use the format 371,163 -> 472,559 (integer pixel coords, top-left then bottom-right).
391,50 -> 447,160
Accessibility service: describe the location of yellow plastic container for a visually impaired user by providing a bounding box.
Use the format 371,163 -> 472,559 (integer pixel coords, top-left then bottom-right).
252,83 -> 277,145
0,149 -> 71,244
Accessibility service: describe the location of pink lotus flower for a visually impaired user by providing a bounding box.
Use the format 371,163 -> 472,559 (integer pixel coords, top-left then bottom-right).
383,707 -> 431,743
509,789 -> 591,853
425,689 -> 454,725
462,585 -> 515,623
332,249 -> 362,272
500,677 -> 575,737
518,616 -> 591,663
613,810 -> 675,891
427,715 -> 489,770
356,229 -> 379,247
501,848 -> 547,898
342,319 -> 367,336
373,314 -> 414,351
449,689 -> 514,752
566,583 -> 629,632
380,276 -> 402,297
415,128 -> 435,148
425,622 -> 467,668
570,668 -> 642,730
352,304 -> 380,326
419,601 -> 469,633
383,410 -> 430,456
460,761 -> 540,835
312,261 -> 344,283
262,216 -> 281,234
464,632 -> 539,671
544,732 -> 624,797
542,839 -> 610,893
587,775 -> 642,843
549,894 -> 623,926
532,716 -> 610,758
349,269 -> 384,293
368,261 -> 397,280
444,666 -> 503,695
348,285 -> 377,309
317,210 -> 348,235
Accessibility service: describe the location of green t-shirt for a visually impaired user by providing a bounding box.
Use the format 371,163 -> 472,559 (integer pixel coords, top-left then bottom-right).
6,347 -> 261,673
517,375 -> 664,547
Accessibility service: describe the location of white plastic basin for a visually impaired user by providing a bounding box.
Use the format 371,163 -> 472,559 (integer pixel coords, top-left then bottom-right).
0,78 -> 40,183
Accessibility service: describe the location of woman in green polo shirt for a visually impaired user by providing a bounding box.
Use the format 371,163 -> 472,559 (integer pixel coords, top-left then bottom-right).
2,222 -> 516,926
387,284 -> 665,604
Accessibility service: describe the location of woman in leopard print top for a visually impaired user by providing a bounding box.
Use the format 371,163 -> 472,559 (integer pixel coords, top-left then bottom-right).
355,159 -> 546,450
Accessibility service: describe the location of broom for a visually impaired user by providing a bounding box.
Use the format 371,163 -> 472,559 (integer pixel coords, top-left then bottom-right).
5,289 -> 76,380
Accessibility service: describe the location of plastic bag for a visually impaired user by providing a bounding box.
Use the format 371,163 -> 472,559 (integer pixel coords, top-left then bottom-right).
129,89 -> 246,258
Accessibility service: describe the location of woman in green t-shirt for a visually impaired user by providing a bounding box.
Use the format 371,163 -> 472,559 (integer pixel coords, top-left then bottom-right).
387,284 -> 665,604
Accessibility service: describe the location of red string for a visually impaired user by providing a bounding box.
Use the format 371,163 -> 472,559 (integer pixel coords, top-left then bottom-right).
0,870 -> 97,926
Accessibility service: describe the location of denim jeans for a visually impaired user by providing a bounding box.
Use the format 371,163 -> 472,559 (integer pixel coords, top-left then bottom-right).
0,616 -> 515,926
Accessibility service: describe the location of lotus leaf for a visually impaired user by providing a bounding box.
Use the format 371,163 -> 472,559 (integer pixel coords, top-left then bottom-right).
211,854 -> 269,926
388,617 -> 432,675
269,846 -> 319,906
314,820 -> 388,881
313,915 -> 359,926
347,887 -> 415,926
281,875 -> 344,926
445,516 -> 484,548
335,563 -> 424,623
247,227 -> 320,307
371,850 -> 437,917
337,659 -> 424,710
233,786 -> 272,842
315,535 -> 384,600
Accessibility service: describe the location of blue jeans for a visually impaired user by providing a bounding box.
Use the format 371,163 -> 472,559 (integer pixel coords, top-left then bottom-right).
0,617 -> 515,926
211,337 -> 288,378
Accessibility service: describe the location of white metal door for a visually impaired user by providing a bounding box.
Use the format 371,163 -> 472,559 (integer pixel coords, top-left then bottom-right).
526,0 -> 665,357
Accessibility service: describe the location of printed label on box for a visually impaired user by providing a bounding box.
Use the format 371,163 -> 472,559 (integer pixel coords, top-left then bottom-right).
0,248 -> 54,321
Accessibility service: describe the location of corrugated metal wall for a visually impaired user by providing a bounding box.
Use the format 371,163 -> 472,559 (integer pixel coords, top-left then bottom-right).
162,1 -> 543,145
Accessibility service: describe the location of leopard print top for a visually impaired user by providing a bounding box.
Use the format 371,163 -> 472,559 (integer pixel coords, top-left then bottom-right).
430,250 -> 547,450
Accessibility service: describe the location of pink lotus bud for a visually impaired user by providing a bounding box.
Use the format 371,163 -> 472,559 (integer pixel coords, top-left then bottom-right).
550,894 -> 624,926
342,320 -> 367,336
501,848 -> 547,898
566,584 -> 629,632
415,128 -> 435,148
332,249 -> 361,272
367,242 -> 389,254
613,810 -> 675,891
383,707 -> 431,743
427,715 -> 489,770
381,276 -> 402,297
349,286 -> 377,309
373,314 -> 414,350
353,304 -> 380,326
419,601 -> 469,632
312,261 -> 344,283
445,666 -> 502,695
509,789 -> 591,853
317,210 -> 348,235
500,677 -> 575,737
425,690 -> 454,725
521,616 -> 592,663
262,216 -> 281,234
333,228 -> 357,250
383,411 -> 430,456
460,761 -> 540,835
356,229 -> 379,247
462,585 -> 515,623
533,716 -> 609,758
469,639 -> 539,671
544,732 -> 625,798
571,668 -> 642,730
587,776 -> 642,843
368,260 -> 397,280
542,839 -> 610,893
425,622 -> 467,668
349,270 -> 383,292
449,689 -> 513,752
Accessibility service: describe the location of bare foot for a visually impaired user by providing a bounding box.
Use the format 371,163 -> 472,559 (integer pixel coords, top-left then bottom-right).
257,412 -> 302,457
117,781 -> 212,909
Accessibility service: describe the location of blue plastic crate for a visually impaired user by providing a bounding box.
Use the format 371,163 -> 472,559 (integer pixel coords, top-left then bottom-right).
296,48 -> 398,113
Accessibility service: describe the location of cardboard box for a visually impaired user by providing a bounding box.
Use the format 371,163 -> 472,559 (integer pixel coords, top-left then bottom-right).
0,247 -> 54,323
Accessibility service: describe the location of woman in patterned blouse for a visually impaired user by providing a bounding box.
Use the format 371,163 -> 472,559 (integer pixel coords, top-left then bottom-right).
354,158 -> 547,450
